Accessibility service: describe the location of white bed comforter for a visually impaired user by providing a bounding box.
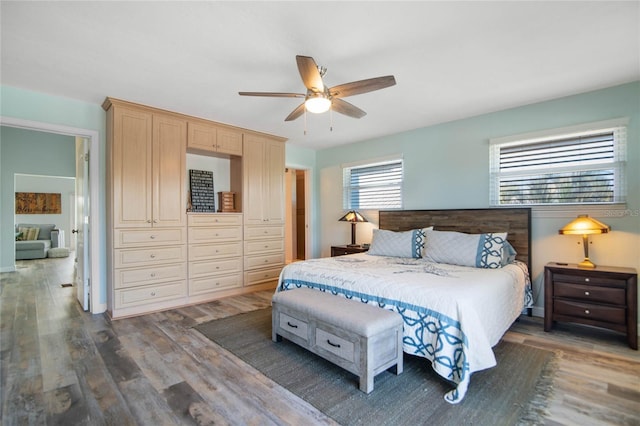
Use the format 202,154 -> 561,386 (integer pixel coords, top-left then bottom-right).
275,253 -> 532,403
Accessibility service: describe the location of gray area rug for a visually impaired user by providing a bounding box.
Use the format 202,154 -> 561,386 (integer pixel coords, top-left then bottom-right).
195,308 -> 555,426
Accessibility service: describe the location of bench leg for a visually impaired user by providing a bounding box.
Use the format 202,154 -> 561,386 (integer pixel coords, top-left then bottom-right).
359,373 -> 374,394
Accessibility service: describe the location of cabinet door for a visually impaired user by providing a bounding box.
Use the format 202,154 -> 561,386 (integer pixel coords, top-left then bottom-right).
243,135 -> 266,224
112,107 -> 153,228
264,139 -> 285,224
187,121 -> 216,153
153,114 -> 187,227
217,128 -> 243,156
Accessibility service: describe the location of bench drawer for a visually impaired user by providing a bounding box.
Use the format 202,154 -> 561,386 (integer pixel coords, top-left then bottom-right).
315,327 -> 356,363
279,312 -> 309,341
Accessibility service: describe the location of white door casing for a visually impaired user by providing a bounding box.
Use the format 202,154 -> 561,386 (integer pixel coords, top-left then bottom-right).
75,137 -> 90,311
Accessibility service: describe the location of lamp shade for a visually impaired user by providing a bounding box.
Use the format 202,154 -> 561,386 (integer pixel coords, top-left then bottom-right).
339,210 -> 368,223
558,215 -> 610,235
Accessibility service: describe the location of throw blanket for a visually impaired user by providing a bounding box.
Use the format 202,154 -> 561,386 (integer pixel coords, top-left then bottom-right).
276,254 -> 532,403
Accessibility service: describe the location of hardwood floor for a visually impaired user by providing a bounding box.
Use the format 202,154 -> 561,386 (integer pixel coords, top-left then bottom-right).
1,256 -> 638,425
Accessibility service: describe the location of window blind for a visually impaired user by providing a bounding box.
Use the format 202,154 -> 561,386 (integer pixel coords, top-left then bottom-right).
490,125 -> 626,206
343,159 -> 403,209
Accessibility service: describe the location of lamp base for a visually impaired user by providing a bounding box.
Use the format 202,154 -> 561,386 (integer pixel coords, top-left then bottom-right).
578,258 -> 596,269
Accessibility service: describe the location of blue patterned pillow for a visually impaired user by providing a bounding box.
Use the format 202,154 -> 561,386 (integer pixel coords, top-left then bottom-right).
368,228 -> 428,258
423,229 -> 508,268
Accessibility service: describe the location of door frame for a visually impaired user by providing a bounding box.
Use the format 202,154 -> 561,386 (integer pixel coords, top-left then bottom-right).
284,165 -> 312,260
1,116 -> 103,314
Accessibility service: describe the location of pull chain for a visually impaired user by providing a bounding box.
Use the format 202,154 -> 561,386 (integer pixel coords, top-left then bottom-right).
329,106 -> 333,132
304,108 -> 307,135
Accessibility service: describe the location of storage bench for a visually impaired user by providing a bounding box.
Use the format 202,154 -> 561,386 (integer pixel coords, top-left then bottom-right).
272,287 -> 403,393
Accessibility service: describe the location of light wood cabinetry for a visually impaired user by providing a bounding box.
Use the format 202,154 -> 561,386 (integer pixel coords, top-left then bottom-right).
105,98 -> 188,318
188,119 -> 243,156
104,97 -> 286,318
187,213 -> 243,300
243,134 -> 286,286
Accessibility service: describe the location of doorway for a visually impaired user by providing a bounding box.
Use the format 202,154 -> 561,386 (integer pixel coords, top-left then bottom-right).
285,168 -> 309,263
1,116 -> 102,313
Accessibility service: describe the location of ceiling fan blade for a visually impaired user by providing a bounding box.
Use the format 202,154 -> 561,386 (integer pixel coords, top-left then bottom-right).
329,75 -> 396,98
284,103 -> 306,121
296,55 -> 324,92
331,98 -> 366,119
239,92 -> 305,98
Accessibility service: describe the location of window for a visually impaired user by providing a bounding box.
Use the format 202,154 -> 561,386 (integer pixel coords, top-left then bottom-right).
490,119 -> 627,206
343,157 -> 403,209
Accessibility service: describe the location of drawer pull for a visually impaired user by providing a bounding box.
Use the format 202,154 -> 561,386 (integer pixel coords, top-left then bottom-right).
150,254 -> 156,258
286,321 -> 298,329
151,292 -> 156,296
150,235 -> 156,239
327,339 -> 341,348
584,291 -> 590,296
150,273 -> 156,277
585,278 -> 590,282
585,309 -> 590,315
153,219 -> 158,223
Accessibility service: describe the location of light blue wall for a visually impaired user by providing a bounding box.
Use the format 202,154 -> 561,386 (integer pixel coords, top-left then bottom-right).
0,85 -> 107,305
316,81 -> 640,314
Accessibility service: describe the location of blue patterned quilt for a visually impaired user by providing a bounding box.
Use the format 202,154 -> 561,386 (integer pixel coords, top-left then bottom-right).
275,254 -> 533,404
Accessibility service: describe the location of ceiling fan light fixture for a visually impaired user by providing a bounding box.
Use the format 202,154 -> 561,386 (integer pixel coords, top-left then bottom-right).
305,95 -> 331,113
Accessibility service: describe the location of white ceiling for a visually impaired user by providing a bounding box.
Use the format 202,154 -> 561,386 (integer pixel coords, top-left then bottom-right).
1,1 -> 638,150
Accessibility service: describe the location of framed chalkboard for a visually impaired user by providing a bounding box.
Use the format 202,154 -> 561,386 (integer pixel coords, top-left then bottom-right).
189,169 -> 215,212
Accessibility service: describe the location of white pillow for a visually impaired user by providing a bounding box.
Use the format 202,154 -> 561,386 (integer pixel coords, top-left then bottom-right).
368,228 -> 429,258
423,228 -> 508,268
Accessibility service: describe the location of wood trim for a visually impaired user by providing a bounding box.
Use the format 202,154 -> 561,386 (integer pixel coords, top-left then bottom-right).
378,208 -> 531,271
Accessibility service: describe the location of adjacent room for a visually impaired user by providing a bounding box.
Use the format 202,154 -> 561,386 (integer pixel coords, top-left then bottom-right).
1,1 -> 638,425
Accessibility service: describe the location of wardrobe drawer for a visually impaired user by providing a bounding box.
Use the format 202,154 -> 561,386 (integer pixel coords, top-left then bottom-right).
188,242 -> 242,261
189,258 -> 242,278
244,239 -> 284,255
113,245 -> 187,269
244,226 -> 284,240
188,226 -> 242,243
188,273 -> 242,296
113,280 -> 187,309
114,228 -> 185,248
244,267 -> 283,286
114,263 -> 187,289
244,253 -> 284,270
187,214 -> 242,227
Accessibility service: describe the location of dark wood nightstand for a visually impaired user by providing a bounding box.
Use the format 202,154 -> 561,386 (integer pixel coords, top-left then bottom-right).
544,262 -> 637,350
331,245 -> 369,257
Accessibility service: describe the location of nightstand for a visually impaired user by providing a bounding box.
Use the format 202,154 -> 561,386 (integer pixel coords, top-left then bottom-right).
331,245 -> 369,257
544,262 -> 637,350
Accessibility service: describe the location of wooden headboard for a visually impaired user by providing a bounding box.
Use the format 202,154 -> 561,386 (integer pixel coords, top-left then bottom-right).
378,208 -> 531,270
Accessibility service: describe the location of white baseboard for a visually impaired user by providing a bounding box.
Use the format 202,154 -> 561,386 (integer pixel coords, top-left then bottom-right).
0,266 -> 16,273
91,303 -> 107,315
531,306 -> 544,318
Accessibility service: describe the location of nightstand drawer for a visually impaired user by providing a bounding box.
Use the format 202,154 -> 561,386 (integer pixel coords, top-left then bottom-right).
554,273 -> 627,288
554,282 -> 626,305
554,299 -> 626,325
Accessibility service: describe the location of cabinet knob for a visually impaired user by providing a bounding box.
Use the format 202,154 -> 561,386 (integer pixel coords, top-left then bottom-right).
150,273 -> 156,277
150,254 -> 156,258
147,219 -> 152,223
585,278 -> 590,282
150,235 -> 156,239
585,309 -> 590,315
151,292 -> 156,297
584,291 -> 590,296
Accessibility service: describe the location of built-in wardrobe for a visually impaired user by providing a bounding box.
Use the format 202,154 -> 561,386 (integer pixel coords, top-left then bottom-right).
103,98 -> 286,319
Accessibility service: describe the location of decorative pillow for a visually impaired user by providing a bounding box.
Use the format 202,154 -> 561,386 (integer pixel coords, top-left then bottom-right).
25,227 -> 40,241
501,241 -> 518,266
423,228 -> 508,268
368,228 -> 429,258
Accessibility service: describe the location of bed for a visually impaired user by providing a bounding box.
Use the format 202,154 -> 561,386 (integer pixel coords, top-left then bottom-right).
275,208 -> 533,403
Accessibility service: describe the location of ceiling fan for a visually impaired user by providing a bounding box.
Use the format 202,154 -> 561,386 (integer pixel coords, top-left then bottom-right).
239,55 -> 396,122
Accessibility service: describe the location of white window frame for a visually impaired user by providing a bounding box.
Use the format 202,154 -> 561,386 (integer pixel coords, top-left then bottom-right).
489,118 -> 628,209
342,155 -> 404,210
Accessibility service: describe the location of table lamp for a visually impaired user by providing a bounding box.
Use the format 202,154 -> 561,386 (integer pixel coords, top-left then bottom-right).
558,214 -> 610,268
339,210 -> 368,247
